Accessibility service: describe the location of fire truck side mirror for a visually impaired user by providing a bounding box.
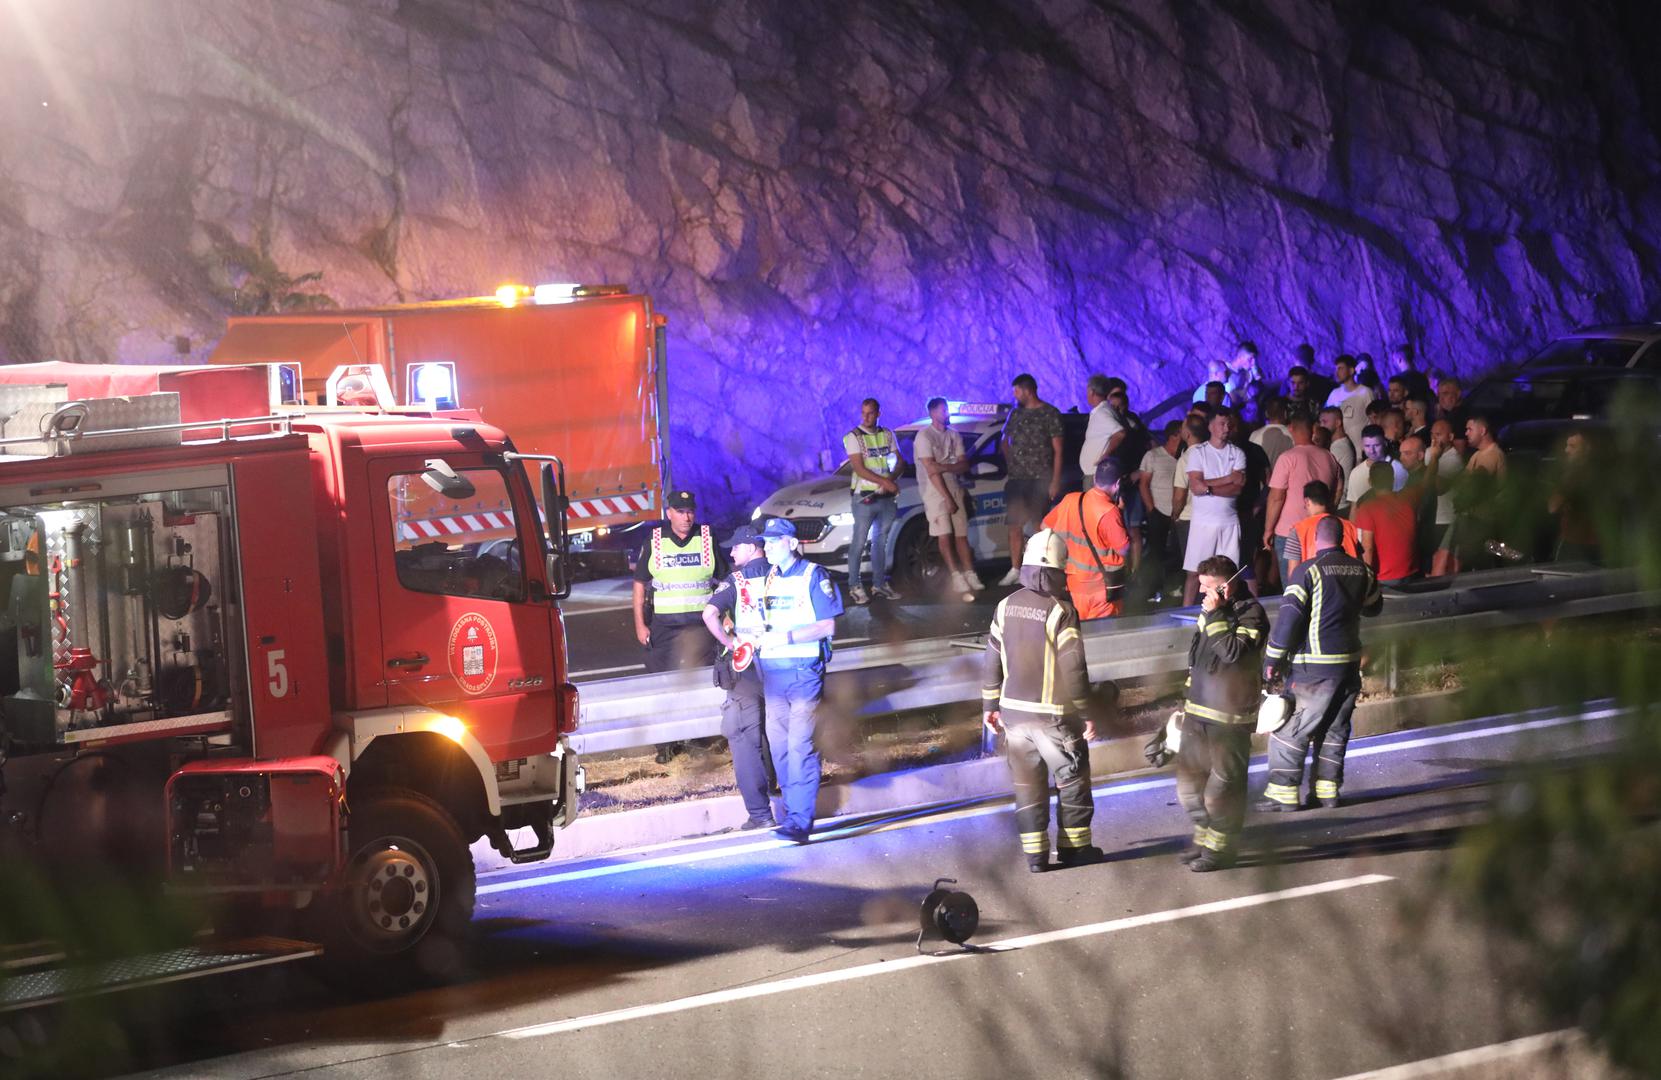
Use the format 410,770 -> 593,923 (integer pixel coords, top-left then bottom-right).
540,462 -> 572,600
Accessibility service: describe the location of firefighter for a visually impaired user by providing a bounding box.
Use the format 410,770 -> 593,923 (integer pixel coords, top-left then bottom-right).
1260,515 -> 1382,810
702,524 -> 778,830
634,489 -> 726,762
981,529 -> 1103,872
1041,460 -> 1131,620
754,518 -> 844,843
1174,554 -> 1267,871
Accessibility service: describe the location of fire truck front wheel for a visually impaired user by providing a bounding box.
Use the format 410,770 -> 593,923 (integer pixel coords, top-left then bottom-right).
322,788 -> 476,984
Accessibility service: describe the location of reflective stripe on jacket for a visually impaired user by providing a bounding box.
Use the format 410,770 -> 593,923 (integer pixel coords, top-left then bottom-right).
847,426 -> 898,494
649,526 -> 716,615
980,588 -> 1090,724
1043,491 -> 1127,593
1184,597 -> 1268,724
1265,548 -> 1381,680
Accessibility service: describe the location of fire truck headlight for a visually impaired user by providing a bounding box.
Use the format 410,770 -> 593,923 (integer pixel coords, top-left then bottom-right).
410,362 -> 458,407
494,284 -> 523,308
430,715 -> 468,744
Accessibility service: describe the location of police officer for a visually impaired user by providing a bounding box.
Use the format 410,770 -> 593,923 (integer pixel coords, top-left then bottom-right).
702,524 -> 777,830
1260,515 -> 1382,810
1175,555 -> 1267,871
634,490 -> 726,762
981,529 -> 1104,872
844,397 -> 901,605
754,518 -> 844,843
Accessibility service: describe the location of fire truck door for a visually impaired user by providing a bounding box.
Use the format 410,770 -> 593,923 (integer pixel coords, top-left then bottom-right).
369,457 -> 558,761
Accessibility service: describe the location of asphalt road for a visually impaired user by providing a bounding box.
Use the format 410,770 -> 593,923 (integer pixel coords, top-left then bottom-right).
562,574 -> 1013,681
102,705 -> 1624,1080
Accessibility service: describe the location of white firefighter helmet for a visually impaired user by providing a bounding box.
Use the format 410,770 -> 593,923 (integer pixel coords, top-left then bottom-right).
1165,709 -> 1184,754
1021,528 -> 1067,570
1256,692 -> 1294,735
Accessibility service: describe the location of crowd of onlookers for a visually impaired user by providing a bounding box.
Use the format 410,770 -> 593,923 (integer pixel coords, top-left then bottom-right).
1067,339 -> 1603,611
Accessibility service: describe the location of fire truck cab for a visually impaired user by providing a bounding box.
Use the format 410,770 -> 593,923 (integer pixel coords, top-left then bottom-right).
0,363 -> 580,980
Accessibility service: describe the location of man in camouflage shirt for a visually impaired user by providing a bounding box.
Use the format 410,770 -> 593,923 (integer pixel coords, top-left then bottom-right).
999,373 -> 1065,585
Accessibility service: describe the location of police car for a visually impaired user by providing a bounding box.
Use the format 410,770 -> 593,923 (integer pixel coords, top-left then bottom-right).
751,403 -> 1092,592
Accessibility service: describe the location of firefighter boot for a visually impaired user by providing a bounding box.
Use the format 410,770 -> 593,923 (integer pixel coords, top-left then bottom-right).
1056,845 -> 1105,868
1313,779 -> 1341,809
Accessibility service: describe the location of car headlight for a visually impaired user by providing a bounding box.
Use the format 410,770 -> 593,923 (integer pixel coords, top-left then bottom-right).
828,512 -> 854,527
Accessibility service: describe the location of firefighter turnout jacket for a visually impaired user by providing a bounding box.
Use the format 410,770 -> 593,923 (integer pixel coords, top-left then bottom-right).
1265,547 -> 1382,679
981,587 -> 1091,724
1184,596 -> 1269,724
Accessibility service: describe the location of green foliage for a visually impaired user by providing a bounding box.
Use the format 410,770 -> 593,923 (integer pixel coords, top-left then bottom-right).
1436,398 -> 1661,1076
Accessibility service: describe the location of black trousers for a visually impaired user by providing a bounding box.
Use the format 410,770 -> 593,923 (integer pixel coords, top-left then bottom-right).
644,615 -> 715,673
1264,669 -> 1362,805
1175,715 -> 1251,852
720,668 -> 775,821
1004,717 -> 1094,856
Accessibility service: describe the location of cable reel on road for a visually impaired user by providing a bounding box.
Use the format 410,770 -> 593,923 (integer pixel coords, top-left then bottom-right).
917,877 -> 980,954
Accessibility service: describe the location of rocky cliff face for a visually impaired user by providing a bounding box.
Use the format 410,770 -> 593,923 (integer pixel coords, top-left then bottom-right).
3,0 -> 1659,516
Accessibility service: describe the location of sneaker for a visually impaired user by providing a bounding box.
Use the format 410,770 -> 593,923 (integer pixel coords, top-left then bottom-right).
654,742 -> 682,765
949,571 -> 975,602
849,584 -> 869,605
965,571 -> 987,591
741,815 -> 778,831
997,567 -> 1022,587
1189,849 -> 1237,873
1056,845 -> 1105,867
774,824 -> 811,844
1027,854 -> 1052,873
872,583 -> 900,601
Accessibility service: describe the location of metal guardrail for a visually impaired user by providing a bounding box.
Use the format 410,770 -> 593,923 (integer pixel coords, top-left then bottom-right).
568,564 -> 1659,754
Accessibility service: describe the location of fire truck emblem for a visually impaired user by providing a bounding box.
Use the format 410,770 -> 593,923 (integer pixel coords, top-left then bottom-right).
447,613 -> 500,694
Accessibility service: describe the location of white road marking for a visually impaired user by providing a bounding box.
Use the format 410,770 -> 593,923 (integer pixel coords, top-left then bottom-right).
496,873 -> 1394,1041
478,704 -> 1620,895
1329,1029 -> 1580,1079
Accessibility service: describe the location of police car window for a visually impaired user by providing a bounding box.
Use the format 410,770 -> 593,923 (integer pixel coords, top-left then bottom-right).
387,469 -> 525,602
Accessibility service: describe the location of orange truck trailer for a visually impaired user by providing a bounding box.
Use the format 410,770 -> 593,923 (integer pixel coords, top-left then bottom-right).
209,283 -> 668,560
0,361 -> 581,993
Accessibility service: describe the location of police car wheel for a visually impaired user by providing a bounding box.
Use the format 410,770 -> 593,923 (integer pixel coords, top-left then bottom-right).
891,518 -> 948,594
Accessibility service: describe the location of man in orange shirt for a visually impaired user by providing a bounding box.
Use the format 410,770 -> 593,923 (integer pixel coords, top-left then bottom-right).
1042,461 -> 1131,619
1281,480 -> 1361,581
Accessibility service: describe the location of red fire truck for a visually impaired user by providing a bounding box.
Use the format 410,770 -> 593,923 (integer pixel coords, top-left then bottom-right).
0,361 -> 581,990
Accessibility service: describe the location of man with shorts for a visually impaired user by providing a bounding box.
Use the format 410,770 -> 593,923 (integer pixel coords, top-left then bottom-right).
914,396 -> 984,601
998,373 -> 1064,585
1182,409 -> 1246,606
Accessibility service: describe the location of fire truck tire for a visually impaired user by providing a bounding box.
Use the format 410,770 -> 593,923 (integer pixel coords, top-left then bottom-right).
319,788 -> 475,985
891,517 -> 948,594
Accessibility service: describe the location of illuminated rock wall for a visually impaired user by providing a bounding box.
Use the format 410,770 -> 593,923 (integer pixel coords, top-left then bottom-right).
2,0 -> 1658,516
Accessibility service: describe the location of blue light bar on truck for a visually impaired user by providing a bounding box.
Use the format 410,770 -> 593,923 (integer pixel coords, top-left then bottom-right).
408,361 -> 459,409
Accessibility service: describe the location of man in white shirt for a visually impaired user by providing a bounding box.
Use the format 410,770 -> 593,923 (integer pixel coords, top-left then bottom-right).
1078,374 -> 1125,478
913,397 -> 984,600
1318,406 -> 1357,508
1344,424 -> 1410,508
1181,411 -> 1247,605
1324,355 -> 1374,451
1249,397 -> 1293,470
1135,419 -> 1184,603
1426,417 -> 1464,576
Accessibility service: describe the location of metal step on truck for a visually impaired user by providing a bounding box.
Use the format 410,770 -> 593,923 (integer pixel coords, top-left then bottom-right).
0,360 -> 583,1009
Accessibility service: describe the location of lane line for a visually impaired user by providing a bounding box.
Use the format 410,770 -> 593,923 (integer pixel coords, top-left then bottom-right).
496,873 -> 1394,1041
478,705 -> 1622,895
1329,1029 -> 1579,1079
